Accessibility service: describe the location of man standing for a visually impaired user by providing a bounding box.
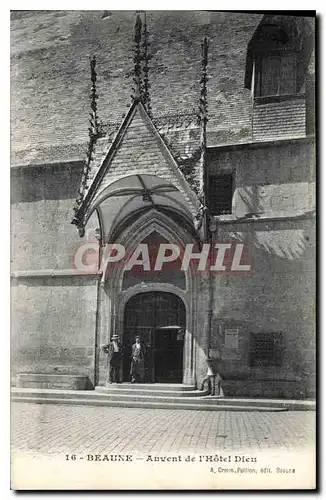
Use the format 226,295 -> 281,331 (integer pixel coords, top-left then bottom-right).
101,334 -> 123,385
130,335 -> 147,383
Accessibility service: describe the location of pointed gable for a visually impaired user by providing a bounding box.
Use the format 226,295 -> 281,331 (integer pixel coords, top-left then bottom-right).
74,101 -> 200,226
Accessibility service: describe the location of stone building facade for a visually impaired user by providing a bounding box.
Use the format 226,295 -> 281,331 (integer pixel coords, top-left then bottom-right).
11,11 -> 316,397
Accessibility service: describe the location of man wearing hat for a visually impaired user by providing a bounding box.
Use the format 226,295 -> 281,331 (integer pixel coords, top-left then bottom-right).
101,334 -> 123,385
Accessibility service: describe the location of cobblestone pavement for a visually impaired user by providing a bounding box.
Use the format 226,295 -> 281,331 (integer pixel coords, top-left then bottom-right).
11,402 -> 315,456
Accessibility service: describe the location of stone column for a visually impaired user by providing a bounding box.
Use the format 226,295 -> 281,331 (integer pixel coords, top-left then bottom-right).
97,282 -> 112,386
183,328 -> 195,385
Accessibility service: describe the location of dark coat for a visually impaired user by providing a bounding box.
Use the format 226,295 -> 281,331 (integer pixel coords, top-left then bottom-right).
102,341 -> 123,362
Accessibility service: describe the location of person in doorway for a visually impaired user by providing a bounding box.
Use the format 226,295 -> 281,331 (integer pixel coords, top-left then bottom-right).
101,334 -> 123,385
200,353 -> 223,396
130,335 -> 147,383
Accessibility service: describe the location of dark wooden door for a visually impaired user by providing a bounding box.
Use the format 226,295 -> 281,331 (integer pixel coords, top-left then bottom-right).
123,292 -> 186,382
154,328 -> 184,382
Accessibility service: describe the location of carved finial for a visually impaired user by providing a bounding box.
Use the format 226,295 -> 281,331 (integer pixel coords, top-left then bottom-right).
73,55 -> 101,218
195,37 -> 209,239
78,225 -> 85,238
141,12 -> 152,116
198,37 -> 208,129
89,55 -> 99,138
71,217 -> 85,238
132,15 -> 142,101
198,37 -> 209,206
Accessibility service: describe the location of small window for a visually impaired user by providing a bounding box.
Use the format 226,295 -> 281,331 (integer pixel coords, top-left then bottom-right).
208,174 -> 234,216
249,332 -> 283,367
245,17 -> 313,99
256,52 -> 298,97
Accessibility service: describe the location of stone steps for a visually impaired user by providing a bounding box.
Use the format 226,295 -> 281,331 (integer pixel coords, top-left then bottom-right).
98,383 -> 197,391
11,387 -> 316,411
94,385 -> 205,397
11,395 -> 289,412
12,387 -> 208,401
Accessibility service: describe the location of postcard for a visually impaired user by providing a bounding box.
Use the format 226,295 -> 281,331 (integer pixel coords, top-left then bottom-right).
10,9 -> 316,490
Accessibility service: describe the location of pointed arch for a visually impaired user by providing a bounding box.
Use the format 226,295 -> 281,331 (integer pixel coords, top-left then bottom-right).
94,207 -> 201,386
101,208 -> 198,292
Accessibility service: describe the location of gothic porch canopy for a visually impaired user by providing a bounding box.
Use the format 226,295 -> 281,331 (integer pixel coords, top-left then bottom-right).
87,173 -> 196,243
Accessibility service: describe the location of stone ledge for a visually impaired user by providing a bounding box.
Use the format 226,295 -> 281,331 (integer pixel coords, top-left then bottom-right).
11,269 -> 102,278
16,373 -> 92,390
213,209 -> 315,225
221,379 -> 315,399
207,135 -> 315,153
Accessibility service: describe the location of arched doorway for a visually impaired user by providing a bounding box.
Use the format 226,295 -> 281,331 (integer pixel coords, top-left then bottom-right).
123,292 -> 186,383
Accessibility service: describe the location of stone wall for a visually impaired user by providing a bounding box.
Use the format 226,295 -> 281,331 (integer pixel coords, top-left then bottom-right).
206,139 -> 315,397
11,162 -> 100,387
209,217 -> 315,395
10,11 -> 315,396
11,276 -> 98,387
207,138 -> 315,217
10,130 -> 315,395
10,162 -> 102,271
11,10 -> 263,165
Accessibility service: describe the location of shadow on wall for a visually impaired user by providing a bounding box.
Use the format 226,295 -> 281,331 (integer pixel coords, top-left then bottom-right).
11,162 -> 84,203
223,215 -> 313,262
208,218 -> 315,398
236,185 -> 264,215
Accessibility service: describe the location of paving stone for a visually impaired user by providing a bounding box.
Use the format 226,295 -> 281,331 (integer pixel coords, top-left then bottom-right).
11,402 -> 315,456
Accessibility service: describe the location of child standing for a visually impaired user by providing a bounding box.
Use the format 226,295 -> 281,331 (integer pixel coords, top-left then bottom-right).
200,355 -> 223,396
